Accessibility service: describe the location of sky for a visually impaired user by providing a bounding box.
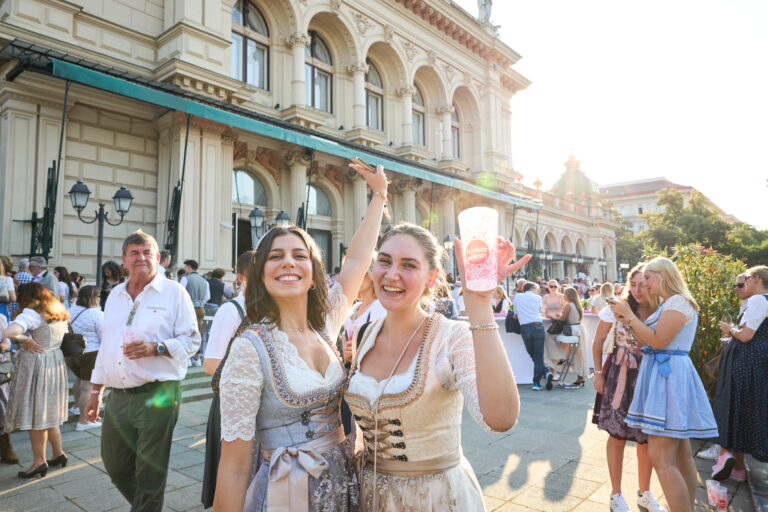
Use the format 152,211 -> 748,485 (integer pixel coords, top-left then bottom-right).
454,0 -> 768,229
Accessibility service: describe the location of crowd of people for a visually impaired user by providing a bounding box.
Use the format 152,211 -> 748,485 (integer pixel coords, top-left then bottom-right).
0,160 -> 765,512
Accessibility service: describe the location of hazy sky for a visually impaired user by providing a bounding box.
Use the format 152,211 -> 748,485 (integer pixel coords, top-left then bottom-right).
454,0 -> 768,229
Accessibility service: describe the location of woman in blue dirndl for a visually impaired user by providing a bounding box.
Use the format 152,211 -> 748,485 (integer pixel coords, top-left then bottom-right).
609,257 -> 717,512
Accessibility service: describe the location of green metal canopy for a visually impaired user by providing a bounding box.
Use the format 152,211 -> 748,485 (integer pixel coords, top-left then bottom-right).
49,58 -> 539,209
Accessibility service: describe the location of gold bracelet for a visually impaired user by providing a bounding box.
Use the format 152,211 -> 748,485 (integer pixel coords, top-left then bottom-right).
373,190 -> 387,200
626,316 -> 638,323
469,322 -> 498,331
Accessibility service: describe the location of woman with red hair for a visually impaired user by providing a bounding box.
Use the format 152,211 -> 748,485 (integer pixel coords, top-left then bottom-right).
3,282 -> 70,478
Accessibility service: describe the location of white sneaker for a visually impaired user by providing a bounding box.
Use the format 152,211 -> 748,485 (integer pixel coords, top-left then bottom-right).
75,421 -> 102,431
609,493 -> 631,512
637,490 -> 665,512
69,406 -> 80,416
697,444 -> 721,460
191,358 -> 202,367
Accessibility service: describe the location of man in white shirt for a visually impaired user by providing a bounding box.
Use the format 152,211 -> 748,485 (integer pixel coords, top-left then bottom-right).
200,250 -> 253,508
85,230 -> 200,512
514,281 -> 549,390
156,250 -> 171,278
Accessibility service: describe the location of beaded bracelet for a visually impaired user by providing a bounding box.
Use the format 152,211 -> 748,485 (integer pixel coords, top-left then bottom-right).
469,322 -> 498,331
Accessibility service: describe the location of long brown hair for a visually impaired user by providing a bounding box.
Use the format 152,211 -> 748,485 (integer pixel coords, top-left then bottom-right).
564,287 -> 583,321
245,226 -> 329,332
624,263 -> 659,315
16,283 -> 69,323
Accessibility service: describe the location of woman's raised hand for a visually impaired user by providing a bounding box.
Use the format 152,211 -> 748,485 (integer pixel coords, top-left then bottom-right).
348,158 -> 388,193
454,237 -> 532,298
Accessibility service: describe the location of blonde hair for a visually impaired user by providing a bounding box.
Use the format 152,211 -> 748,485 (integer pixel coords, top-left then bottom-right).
493,285 -> 510,302
746,266 -> 768,287
644,256 -> 699,311
599,282 -> 614,299
563,286 -> 583,320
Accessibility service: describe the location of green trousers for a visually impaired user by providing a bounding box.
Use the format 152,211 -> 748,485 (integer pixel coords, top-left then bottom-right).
101,381 -> 180,512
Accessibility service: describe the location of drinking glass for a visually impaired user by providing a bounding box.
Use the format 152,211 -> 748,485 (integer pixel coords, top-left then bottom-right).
458,207 -> 498,292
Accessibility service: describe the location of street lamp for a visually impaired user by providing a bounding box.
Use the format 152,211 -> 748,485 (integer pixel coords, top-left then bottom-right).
68,179 -> 133,288
545,249 -> 553,280
249,209 -> 291,249
275,210 -> 291,227
598,257 -> 607,282
443,235 -> 456,281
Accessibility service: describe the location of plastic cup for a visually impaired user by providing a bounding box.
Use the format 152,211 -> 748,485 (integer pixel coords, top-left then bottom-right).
458,207 -> 498,292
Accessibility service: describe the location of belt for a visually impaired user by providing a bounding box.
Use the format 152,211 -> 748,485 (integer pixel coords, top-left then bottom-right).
641,347 -> 688,378
113,380 -> 178,394
365,450 -> 461,477
522,322 -> 542,326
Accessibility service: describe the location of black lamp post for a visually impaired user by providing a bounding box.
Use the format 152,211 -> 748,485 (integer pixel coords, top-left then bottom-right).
545,249 -> 553,280
443,235 -> 456,281
598,257 -> 607,282
575,253 -> 584,276
68,179 -> 133,288
249,208 -> 291,249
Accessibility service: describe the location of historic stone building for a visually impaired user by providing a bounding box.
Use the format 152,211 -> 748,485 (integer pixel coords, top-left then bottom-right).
0,0 -> 618,281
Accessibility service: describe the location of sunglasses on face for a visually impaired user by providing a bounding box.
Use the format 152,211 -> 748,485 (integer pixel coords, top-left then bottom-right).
549,285 -> 557,288
734,283 -> 745,289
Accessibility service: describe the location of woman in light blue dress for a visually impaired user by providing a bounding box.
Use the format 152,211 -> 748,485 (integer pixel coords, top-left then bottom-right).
609,256 -> 717,512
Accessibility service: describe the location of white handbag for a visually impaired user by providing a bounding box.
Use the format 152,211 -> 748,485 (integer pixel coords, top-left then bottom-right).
602,321 -> 616,354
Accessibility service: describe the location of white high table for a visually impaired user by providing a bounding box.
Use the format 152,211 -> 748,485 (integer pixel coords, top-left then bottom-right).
459,313 -> 601,385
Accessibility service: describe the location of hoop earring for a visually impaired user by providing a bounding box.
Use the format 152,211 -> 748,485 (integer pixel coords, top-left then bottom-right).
310,284 -> 316,291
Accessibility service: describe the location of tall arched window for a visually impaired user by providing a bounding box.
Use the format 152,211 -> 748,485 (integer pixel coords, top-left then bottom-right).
232,170 -> 267,206
412,85 -> 425,145
231,1 -> 269,90
305,32 -> 332,113
451,105 -> 460,159
307,185 -> 332,216
365,60 -> 383,131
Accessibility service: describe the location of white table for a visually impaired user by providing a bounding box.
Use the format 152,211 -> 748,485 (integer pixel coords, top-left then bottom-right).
483,313 -> 601,384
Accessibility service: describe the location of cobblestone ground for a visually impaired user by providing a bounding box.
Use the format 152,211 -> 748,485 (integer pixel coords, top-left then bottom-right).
0,384 -> 754,511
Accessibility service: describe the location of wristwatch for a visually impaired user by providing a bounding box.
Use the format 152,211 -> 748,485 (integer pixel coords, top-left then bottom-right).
729,325 -> 736,336
156,342 -> 167,356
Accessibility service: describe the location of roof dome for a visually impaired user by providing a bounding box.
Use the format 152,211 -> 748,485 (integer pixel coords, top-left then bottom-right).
553,155 -> 600,202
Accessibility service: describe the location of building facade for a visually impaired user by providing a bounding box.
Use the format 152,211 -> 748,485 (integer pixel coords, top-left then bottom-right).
0,0 -> 618,282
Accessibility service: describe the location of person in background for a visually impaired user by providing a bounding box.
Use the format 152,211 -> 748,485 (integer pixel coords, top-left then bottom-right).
70,272 -> 84,291
341,260 -> 386,363
53,266 -> 76,310
11,259 -> 33,316
0,312 -> 19,464
206,268 -> 233,314
591,282 -> 614,314
492,285 -> 511,315
3,283 -> 69,478
592,265 -> 664,512
0,261 -> 16,322
66,285 -> 103,431
99,261 -> 123,310
542,279 -> 563,317
201,250 -> 254,508
712,266 -> 768,482
183,259 -> 210,367
157,250 -> 171,278
544,287 -> 587,387
29,256 -> 58,297
516,281 -> 548,390
609,256 -> 717,512
329,266 -> 341,287
85,230 -> 200,511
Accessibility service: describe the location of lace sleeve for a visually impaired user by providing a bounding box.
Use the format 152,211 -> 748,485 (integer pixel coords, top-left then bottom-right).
324,282 -> 349,341
663,295 -> 695,325
435,321 -> 495,432
220,336 -> 264,442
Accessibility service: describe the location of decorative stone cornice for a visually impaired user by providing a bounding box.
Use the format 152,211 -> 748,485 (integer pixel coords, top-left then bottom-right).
285,32 -> 310,48
284,149 -> 312,168
436,104 -> 455,115
347,62 -> 369,75
396,86 -> 415,97
393,177 -> 422,193
221,128 -> 239,146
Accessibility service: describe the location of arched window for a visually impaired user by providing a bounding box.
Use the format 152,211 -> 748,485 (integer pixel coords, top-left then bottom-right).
412,85 -> 425,145
305,32 -> 332,113
365,60 -> 383,131
451,105 -> 460,159
525,232 -> 536,251
232,170 -> 267,206
308,185 -> 332,216
231,1 -> 269,90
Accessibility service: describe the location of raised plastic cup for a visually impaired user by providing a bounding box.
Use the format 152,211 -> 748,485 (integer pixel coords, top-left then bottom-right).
458,207 -> 498,292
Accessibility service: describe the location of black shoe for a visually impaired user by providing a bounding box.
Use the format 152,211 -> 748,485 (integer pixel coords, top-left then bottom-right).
18,462 -> 48,479
46,453 -> 68,468
545,372 -> 553,391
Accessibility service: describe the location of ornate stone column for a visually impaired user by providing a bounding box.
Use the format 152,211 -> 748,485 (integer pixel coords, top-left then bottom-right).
438,104 -> 454,160
438,187 -> 459,276
285,150 -> 311,222
348,62 -> 369,128
397,86 -> 415,145
346,168 -> 368,225
288,33 -> 309,107
394,178 -> 421,224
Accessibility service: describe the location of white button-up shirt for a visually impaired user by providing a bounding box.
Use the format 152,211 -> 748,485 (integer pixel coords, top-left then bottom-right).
91,272 -> 201,389
514,291 -> 543,326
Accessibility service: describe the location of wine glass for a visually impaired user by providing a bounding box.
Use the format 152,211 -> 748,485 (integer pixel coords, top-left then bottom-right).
720,314 -> 732,343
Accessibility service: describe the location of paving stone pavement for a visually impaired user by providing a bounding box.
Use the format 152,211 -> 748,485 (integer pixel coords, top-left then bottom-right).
0,385 -> 754,511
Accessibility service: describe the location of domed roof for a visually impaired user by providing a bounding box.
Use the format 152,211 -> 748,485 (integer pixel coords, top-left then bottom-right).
553,155 -> 600,202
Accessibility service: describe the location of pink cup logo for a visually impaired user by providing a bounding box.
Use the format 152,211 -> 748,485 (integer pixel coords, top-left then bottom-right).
466,240 -> 490,265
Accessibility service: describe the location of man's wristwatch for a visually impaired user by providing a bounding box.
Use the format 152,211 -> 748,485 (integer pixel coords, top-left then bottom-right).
729,325 -> 737,336
156,342 -> 167,356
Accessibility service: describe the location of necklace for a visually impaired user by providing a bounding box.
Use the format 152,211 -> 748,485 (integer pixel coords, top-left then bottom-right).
283,325 -> 307,334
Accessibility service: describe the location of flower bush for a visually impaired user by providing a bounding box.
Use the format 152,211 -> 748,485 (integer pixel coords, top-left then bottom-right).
645,244 -> 745,393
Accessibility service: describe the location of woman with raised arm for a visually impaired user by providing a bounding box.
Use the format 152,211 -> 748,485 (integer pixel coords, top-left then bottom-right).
213,160 -> 388,512
609,257 -> 717,512
344,223 -> 530,511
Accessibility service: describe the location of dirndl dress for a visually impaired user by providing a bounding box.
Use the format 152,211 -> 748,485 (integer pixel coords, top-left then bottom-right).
625,295 -> 718,439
